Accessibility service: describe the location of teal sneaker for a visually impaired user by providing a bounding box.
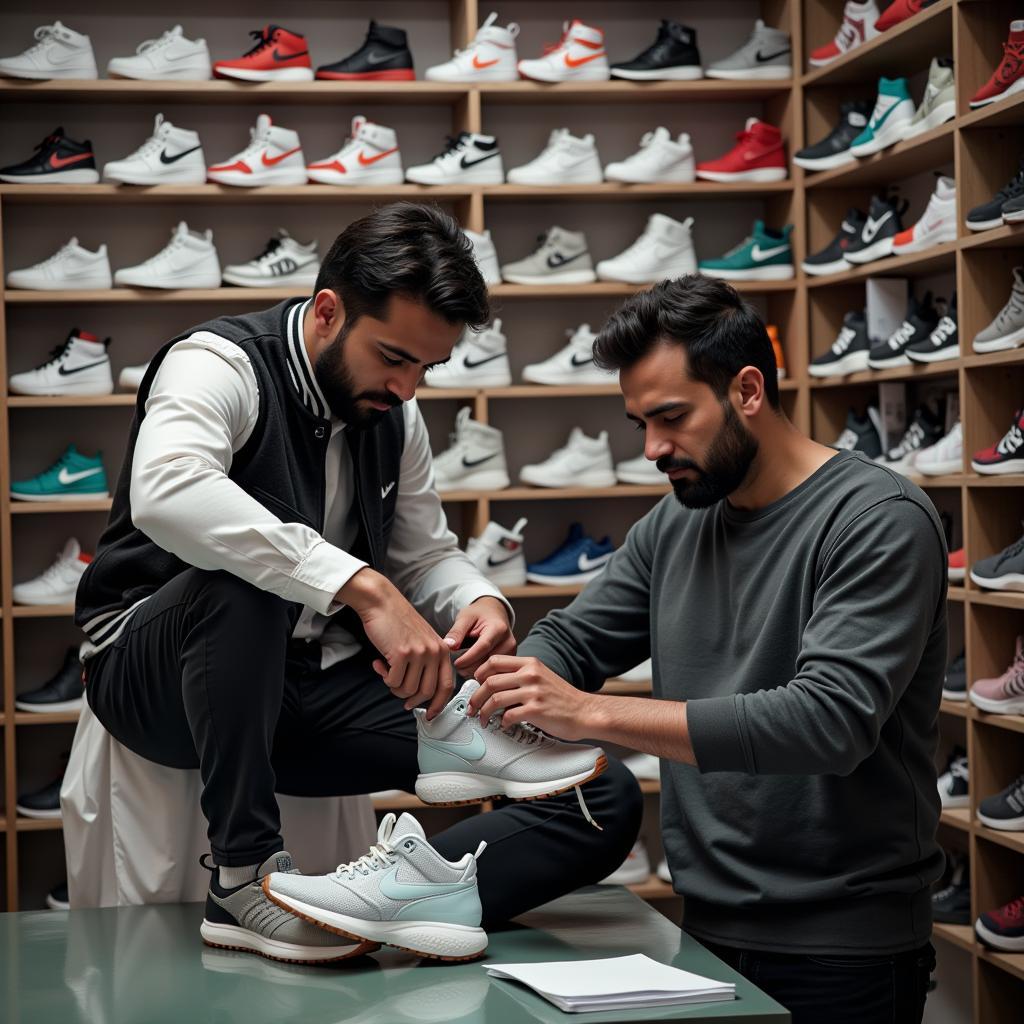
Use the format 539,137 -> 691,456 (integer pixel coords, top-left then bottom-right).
699,220 -> 794,281
849,77 -> 916,157
11,444 -> 108,502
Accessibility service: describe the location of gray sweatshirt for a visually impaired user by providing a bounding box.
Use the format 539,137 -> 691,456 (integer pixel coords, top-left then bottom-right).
519,450 -> 946,954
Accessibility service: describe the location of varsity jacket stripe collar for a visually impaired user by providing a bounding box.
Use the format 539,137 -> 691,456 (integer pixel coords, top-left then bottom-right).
285,299 -> 330,420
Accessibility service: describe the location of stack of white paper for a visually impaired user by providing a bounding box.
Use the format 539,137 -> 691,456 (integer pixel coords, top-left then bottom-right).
485,953 -> 735,1013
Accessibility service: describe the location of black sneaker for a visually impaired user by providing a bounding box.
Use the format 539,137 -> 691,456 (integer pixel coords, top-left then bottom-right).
793,100 -> 872,172
1003,191 -> 1024,224
965,159 -> 1024,232
844,194 -> 909,265
832,405 -> 884,459
802,208 -> 866,276
937,745 -> 969,809
907,292 -> 958,364
0,127 -> 99,185
16,775 -> 63,819
46,881 -> 70,911
979,774 -> 1024,832
610,21 -> 702,81
932,856 -> 971,925
942,650 -> 967,701
878,405 -> 946,475
809,310 -> 872,377
316,21 -> 414,81
15,647 -> 84,713
868,291 -> 940,369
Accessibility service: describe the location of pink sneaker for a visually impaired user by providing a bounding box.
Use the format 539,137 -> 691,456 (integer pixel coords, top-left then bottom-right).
971,636 -> 1024,714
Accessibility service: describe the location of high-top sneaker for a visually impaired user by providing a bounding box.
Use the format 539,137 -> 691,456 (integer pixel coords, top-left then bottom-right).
118,362 -> 150,392
698,220 -> 794,281
114,222 -> 221,289
9,329 -> 113,396
307,116 -> 402,186
696,117 -> 786,182
973,267 -> 1024,353
0,127 -> 98,184
214,25 -> 313,82
222,229 -> 320,288
11,445 -> 108,502
610,20 -> 702,81
892,176 -> 957,255
615,454 -> 664,485
6,238 -> 112,291
604,128 -> 694,184
979,774 -> 1024,831
905,58 -> 956,138
432,407 -> 510,491
876,405 -> 945,476
102,114 -> 205,186
808,0 -> 881,67
0,22 -> 98,79
425,12 -> 519,82
317,21 -> 414,81
907,292 -> 958,363
527,522 -> 616,584
802,209 -> 866,275
793,101 -> 871,171
15,647 -> 85,713
208,114 -> 306,186
971,637 -> 1024,714
12,537 -> 91,605
970,20 -> 1024,109
868,291 -> 940,368
596,214 -> 696,283
971,409 -> 1024,475
937,746 -> 969,809
406,132 -> 503,185
107,24 -> 211,80
876,0 -> 940,34
424,320 -> 511,388
500,227 -> 596,285
464,229 -> 501,285
932,857 -> 971,925
507,129 -> 602,186
916,421 -> 963,476
849,77 -> 916,156
522,323 -> 617,386
832,406 -> 884,459
519,427 -> 616,488
943,650 -> 967,699
843,194 -> 908,264
466,518 -> 528,587
517,20 -> 609,83
706,19 -> 792,81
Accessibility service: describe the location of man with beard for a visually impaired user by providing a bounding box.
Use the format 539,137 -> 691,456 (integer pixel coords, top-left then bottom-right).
468,275 -> 945,1024
73,203 -> 640,959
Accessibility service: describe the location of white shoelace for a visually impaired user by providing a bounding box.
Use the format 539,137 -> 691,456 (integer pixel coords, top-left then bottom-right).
28,24 -> 71,53
335,838 -> 396,879
134,28 -> 180,55
831,326 -> 856,355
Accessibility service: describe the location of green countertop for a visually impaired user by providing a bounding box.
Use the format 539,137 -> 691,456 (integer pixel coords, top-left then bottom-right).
2,886 -> 789,1023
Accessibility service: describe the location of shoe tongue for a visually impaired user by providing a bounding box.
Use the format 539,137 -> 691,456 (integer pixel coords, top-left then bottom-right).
568,426 -> 586,446
744,117 -> 761,132
480,11 -> 499,32
257,850 -> 297,877
255,113 -> 272,136
755,18 -> 766,31
61,536 -> 81,562
173,220 -> 190,240
391,813 -> 426,843
351,114 -> 366,137
650,126 -> 671,143
169,25 -> 183,38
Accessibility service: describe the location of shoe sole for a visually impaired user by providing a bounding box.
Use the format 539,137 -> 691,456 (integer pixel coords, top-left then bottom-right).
103,169 -> 206,185
10,593 -> 78,606
501,270 -> 597,285
975,919 -> 1024,951
207,170 -> 308,187
107,68 -> 212,81
15,697 -> 83,713
977,812 -> 1024,831
807,351 -> 870,377
843,237 -> 894,264
705,66 -> 791,81
424,69 -> 518,83
199,920 -> 379,963
518,469 -> 617,487
892,229 -> 957,255
596,265 -> 696,284
969,690 -> 1024,714
525,567 -> 610,585
222,270 -> 320,288
940,688 -> 967,702
700,265 -> 793,281
793,152 -> 856,172
406,167 -> 505,185
615,471 -> 664,485
506,171 -> 603,186
214,67 -> 314,81
906,346 -> 959,364
518,68 -> 610,83
8,380 -> 113,396
436,470 -> 510,492
973,326 -> 1024,353
971,459 -> 1024,475
848,114 -> 914,157
316,70 -> 415,81
940,796 -> 970,810
610,67 -> 704,81
903,101 -> 957,138
867,354 -> 911,370
10,490 -> 109,501
970,76 -> 1024,109
15,805 -> 62,819
307,168 -> 405,186
0,169 -> 99,184
918,459 -> 962,476
801,258 -> 851,275
113,275 -> 221,289
695,168 -> 787,183
948,568 -> 965,583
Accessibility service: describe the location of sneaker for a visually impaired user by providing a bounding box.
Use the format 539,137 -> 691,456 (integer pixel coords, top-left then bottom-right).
406,132 -> 503,186
867,292 -> 940,369
610,20 -> 702,81
942,650 -> 967,701
979,775 -> 1024,831
656,858 -> 672,884
973,267 -> 1024,353
431,407 -> 510,492
972,409 -> 1024,475
970,20 -> 1024,109
975,897 -> 1024,951
971,537 -> 1024,593
849,77 -> 916,157
948,548 -> 966,583
424,321 -> 511,388
521,323 -> 616,386
8,329 -> 113,396
706,19 -> 791,81
916,422 -> 963,476
201,851 -> 375,963
808,1 -> 881,67
604,128 -> 694,184
809,310 -> 871,377
6,238 -> 111,291
938,747 -> 969,809
1002,190 -> 1024,224
506,129 -> 602,186
307,116 -> 402,186
16,776 -> 63,819
526,523 -> 615,584
114,222 -> 221,289
107,24 -> 211,80
118,362 -> 150,392
832,405 -> 884,458
15,647 -> 84,713
621,753 -> 660,780
876,406 -> 944,475
843,194 -> 908,264
316,21 -> 414,82
11,444 -> 108,502
214,25 -> 313,82
12,537 -> 91,605
876,0 -> 940,33
802,209 -> 866,275
102,114 -> 205,186
596,214 -> 696,284
972,638 -> 1024,713
465,518 -> 527,587
695,117 -> 787,183
0,21 -> 97,80
599,840 -> 651,886
517,20 -> 609,83
907,293 -> 958,363
932,857 -> 971,925
965,162 -> 1024,232
47,882 -> 70,911
793,102 -> 871,171
904,58 -> 956,139
208,114 -> 306,187
500,227 -> 596,285
464,229 -> 501,286
892,177 -> 957,255
615,453 -> 663,485
617,659 -> 653,682
222,229 -> 320,288
0,127 -> 98,184
519,428 -> 615,488
698,220 -> 794,281
424,12 -> 519,82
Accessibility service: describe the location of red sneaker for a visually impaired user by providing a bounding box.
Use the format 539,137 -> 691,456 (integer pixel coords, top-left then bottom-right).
808,1 -> 881,67
695,118 -> 787,183
948,548 -> 965,583
214,25 -> 313,82
970,409 -> 1024,475
970,21 -> 1024,109
874,0 -> 936,34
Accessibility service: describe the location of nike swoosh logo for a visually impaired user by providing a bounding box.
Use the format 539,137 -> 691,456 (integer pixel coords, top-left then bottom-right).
57,467 -> 103,485
58,360 -> 108,375
366,51 -> 395,65
751,244 -> 790,260
358,147 -> 399,166
870,100 -> 905,130
578,552 -> 611,571
377,866 -> 472,902
461,453 -> 497,469
756,48 -> 790,62
462,353 -> 505,369
547,252 -> 585,269
48,152 -> 92,170
160,145 -> 201,165
487,553 -> 519,567
460,153 -> 498,169
570,354 -> 594,367
564,51 -> 605,68
861,212 -> 892,242
273,48 -> 309,62
262,147 -> 301,167
381,481 -> 396,499
419,730 -> 487,763
472,55 -> 499,69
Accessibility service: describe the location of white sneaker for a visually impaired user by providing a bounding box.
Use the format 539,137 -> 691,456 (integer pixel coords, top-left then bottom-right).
904,58 -> 956,139
892,176 -> 957,256
0,22 -> 97,80
621,753 -> 660,780
9,330 -> 113,396
466,517 -> 527,587
222,229 -> 320,288
107,25 -> 211,80
118,362 -> 150,391
656,858 -> 672,884
425,320 -> 511,387
521,324 -> 616,386
7,238 -> 112,291
615,454 -> 663,485
208,114 -> 306,187
432,407 -> 510,491
407,133 -> 503,185
114,221 -> 221,289
425,12 -> 520,82
306,116 -> 402,186
13,537 -> 90,605
599,840 -> 651,886
464,229 -> 501,286
500,227 -> 596,285
808,0 -> 881,67
916,422 -> 963,477
519,428 -> 616,488
617,658 -> 653,682
507,129 -> 602,186
604,129 -> 695,184
518,19 -> 610,82
596,214 -> 696,284
103,114 -> 206,186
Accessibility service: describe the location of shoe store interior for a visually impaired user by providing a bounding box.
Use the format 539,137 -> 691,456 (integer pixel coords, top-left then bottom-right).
1,1 -> 1023,1022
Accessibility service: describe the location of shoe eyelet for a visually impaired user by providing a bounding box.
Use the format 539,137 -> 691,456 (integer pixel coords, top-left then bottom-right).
404,841 -> 414,850
455,701 -> 466,712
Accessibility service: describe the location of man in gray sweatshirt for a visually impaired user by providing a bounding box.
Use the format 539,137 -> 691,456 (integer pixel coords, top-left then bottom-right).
470,275 -> 945,1024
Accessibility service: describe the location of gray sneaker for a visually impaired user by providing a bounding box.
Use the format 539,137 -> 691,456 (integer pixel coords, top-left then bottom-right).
905,58 -> 956,139
973,266 -> 1024,353
1004,193 -> 1024,224
971,533 -> 1024,592
705,19 -> 791,80
200,850 -> 379,963
500,226 -> 596,285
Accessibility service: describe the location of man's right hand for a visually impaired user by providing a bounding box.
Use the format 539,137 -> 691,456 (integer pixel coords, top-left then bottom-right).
338,568 -> 454,720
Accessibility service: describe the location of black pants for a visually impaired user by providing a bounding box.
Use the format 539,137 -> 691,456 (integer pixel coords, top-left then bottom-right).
84,568 -> 642,927
701,939 -> 936,1024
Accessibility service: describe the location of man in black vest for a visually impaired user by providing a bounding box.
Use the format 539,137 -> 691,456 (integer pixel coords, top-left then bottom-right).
74,203 -> 641,961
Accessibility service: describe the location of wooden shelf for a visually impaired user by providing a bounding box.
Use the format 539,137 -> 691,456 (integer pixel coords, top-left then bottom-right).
959,88 -> 1024,130
805,244 -> 957,287
940,698 -> 969,717
7,394 -> 137,408
485,182 -> 794,199
9,605 -> 74,619
972,710 -> 1024,735
940,807 -> 972,832
493,281 -> 797,297
10,500 -> 113,514
963,347 -> 1024,368
959,223 -> 1024,253
627,878 -> 677,900
948,586 -> 967,603
501,584 -> 584,599
12,711 -> 80,726
980,951 -> 1024,984
14,817 -> 63,832
473,80 -> 794,104
932,923 -> 976,954
967,592 -> 1024,611
975,825 -> 1024,857
440,485 -> 669,502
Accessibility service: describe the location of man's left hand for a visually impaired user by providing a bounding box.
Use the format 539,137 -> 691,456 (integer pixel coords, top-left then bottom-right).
444,597 -> 516,677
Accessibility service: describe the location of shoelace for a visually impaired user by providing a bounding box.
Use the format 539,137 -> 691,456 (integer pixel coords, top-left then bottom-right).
929,316 -> 956,346
994,40 -> 1024,81
834,427 -> 858,450
38,550 -> 79,585
35,336 -> 76,371
1003,774 -> 1024,812
995,416 -> 1024,457
27,24 -> 70,53
432,133 -> 471,162
995,285 -> 1024,330
253,237 -> 284,264
335,838 -> 396,879
35,242 -> 78,268
948,755 -> 968,784
134,28 -> 180,55
127,125 -> 172,161
891,420 -> 928,458
997,532 -> 1024,566
831,325 -> 856,354
242,27 -> 274,58
235,124 -> 272,163
997,897 -> 1024,922
887,319 -> 917,350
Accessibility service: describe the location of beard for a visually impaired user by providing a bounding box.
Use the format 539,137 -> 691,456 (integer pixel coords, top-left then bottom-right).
313,324 -> 400,427
659,401 -> 759,509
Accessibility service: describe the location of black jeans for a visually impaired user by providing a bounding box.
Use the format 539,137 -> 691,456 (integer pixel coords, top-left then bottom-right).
701,938 -> 936,1024
84,568 -> 643,927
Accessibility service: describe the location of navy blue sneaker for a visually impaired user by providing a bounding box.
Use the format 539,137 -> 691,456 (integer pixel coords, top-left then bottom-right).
526,523 -> 615,586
